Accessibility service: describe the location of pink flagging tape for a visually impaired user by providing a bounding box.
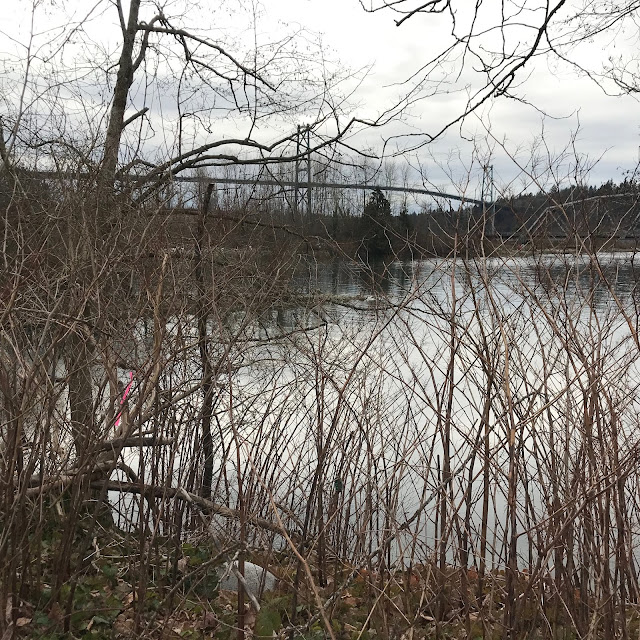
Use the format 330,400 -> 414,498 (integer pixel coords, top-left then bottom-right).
115,371 -> 134,428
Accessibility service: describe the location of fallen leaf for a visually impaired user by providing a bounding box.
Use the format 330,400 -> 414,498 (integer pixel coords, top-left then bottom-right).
48,602 -> 63,624
202,612 -> 217,629
244,609 -> 257,630
114,613 -> 135,635
16,617 -> 31,627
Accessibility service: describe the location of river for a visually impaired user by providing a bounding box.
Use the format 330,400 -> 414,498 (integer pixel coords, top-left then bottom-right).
111,252 -> 640,576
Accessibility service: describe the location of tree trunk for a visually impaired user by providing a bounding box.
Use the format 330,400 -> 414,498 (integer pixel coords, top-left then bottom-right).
101,0 -> 141,188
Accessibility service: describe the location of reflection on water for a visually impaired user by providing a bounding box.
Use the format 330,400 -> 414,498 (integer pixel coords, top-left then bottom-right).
294,252 -> 640,310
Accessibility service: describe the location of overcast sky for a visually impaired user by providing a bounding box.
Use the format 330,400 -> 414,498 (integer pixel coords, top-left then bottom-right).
2,0 -> 639,202
269,0 -> 640,195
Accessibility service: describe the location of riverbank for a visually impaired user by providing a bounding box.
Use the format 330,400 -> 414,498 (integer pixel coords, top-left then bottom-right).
13,523 -> 613,640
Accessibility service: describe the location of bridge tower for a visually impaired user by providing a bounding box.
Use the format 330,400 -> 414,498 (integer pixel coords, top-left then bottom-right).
294,125 -> 312,219
482,164 -> 496,236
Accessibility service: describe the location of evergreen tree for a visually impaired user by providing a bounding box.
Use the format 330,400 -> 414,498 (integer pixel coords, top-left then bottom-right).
360,188 -> 392,258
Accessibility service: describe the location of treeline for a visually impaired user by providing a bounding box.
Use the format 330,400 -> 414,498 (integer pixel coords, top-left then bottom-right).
304,188 -> 482,257
200,167 -> 640,254
5,167 -> 640,265
308,177 -> 640,255
492,177 -> 640,239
